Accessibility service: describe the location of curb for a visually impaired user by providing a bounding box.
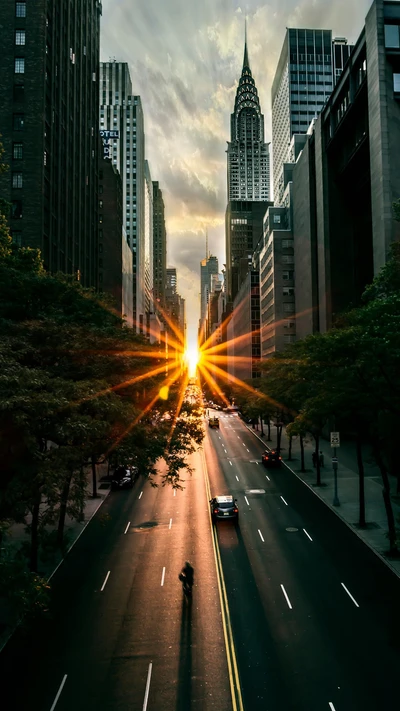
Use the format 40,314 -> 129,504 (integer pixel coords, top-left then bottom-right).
244,423 -> 400,580
0,488 -> 110,654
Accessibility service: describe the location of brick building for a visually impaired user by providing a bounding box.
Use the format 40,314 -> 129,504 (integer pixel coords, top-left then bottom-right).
0,0 -> 102,288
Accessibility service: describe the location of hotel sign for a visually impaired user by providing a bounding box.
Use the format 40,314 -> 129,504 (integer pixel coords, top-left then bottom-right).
100,129 -> 119,159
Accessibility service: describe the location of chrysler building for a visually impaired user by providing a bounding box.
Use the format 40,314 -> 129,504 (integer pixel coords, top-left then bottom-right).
227,34 -> 270,201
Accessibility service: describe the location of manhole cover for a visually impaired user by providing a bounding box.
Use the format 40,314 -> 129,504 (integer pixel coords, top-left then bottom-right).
286,527 -> 299,532
245,489 -> 266,495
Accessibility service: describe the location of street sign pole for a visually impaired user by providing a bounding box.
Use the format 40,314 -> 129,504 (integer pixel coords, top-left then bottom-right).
330,431 -> 340,506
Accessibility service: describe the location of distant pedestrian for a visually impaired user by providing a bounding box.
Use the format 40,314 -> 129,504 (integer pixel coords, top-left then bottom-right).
312,451 -> 317,467
319,451 -> 324,467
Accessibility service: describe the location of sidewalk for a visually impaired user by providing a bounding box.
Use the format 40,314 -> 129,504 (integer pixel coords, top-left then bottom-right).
0,462 -> 111,651
248,421 -> 400,578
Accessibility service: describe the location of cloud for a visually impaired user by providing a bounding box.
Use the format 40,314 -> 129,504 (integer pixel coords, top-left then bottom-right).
101,0 -> 374,344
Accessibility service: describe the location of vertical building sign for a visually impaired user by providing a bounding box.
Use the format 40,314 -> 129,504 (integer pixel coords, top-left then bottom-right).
100,129 -> 119,159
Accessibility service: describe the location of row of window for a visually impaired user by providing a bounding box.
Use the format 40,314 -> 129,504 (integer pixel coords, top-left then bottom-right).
16,2 -> 26,18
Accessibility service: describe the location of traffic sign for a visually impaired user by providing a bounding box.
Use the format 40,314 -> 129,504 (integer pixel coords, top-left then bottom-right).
330,432 -> 340,447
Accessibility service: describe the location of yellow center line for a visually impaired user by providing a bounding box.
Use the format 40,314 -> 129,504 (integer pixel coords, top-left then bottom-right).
201,447 -> 244,711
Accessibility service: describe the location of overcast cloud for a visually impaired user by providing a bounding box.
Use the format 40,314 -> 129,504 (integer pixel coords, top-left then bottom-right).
101,0 -> 373,346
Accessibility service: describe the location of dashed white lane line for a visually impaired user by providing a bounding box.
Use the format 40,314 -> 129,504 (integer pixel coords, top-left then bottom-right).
169,518 -> 172,529
228,460 -> 233,466
173,489 -> 176,497
139,491 -> 143,500
49,674 -> 68,711
246,448 -> 250,452
329,704 -> 337,711
258,529 -> 265,542
237,436 -> 240,439
341,582 -> 360,608
101,571 -> 111,592
124,522 -> 130,535
303,528 -> 313,541
244,496 -> 250,506
143,662 -> 153,711
280,584 -> 293,609
265,474 -> 270,481
161,567 -> 166,586
280,496 -> 288,506
255,461 -> 259,465
218,436 -> 221,439
236,475 -> 239,481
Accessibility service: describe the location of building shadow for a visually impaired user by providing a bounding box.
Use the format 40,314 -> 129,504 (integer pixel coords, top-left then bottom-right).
176,591 -> 193,711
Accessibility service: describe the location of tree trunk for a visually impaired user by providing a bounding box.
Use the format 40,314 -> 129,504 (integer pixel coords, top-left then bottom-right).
267,421 -> 271,441
91,455 -> 98,498
277,425 -> 282,453
315,434 -> 321,485
260,417 -> 264,437
374,446 -> 398,555
30,493 -> 41,573
57,471 -> 73,547
288,435 -> 293,461
356,432 -> 366,528
300,435 -> 305,472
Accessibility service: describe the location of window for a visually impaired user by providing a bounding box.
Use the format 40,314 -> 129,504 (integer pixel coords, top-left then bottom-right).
99,200 -> 103,208
13,84 -> 24,101
15,2 -> 26,17
13,113 -> 24,130
13,142 -> 23,159
284,334 -> 296,344
282,270 -> 294,280
384,24 -> 400,49
282,255 -> 294,264
12,172 -> 23,188
394,74 -> 400,93
11,200 -> 22,218
11,231 -> 22,246
283,287 -> 294,296
15,58 -> 25,74
282,239 -> 294,249
15,30 -> 25,45
273,214 -> 281,224
283,303 -> 295,313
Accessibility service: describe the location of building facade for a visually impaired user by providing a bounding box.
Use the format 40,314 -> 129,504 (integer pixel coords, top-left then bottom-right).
226,270 -> 261,382
200,254 -> 219,324
292,0 -> 400,337
99,63 -> 146,332
0,0 -> 102,287
152,181 -> 167,311
272,29 -> 352,204
144,160 -> 153,329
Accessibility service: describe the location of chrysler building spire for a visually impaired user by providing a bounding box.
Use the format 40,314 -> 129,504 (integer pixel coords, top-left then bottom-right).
226,28 -> 270,201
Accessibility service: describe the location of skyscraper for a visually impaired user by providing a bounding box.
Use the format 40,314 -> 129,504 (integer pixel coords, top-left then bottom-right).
0,0 -> 102,287
152,182 -> 167,310
144,160 -> 153,327
200,254 -> 219,323
227,34 -> 270,201
99,63 -> 146,333
272,29 -> 352,203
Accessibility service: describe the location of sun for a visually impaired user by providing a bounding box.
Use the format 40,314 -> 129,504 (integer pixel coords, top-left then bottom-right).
184,344 -> 201,376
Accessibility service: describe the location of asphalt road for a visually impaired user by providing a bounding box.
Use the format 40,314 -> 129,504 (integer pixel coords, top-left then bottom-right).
1,411 -> 400,711
0,454 -> 231,711
205,411 -> 400,711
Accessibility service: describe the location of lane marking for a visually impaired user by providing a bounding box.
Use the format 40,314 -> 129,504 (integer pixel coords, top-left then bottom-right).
202,448 -> 244,711
258,529 -> 265,542
219,436 -> 221,440
303,528 -> 313,541
142,662 -> 153,711
124,522 -> 130,535
169,518 -> 172,529
246,448 -> 250,452
265,474 -> 270,481
280,584 -> 293,609
101,571 -> 111,592
242,443 -> 246,447
161,567 -> 166,586
237,436 -> 240,439
173,489 -> 176,497
139,491 -> 143,500
49,675 -> 68,711
280,496 -> 288,506
341,582 -> 360,608
228,460 -> 233,466
244,496 -> 250,506
255,461 -> 259,465
329,704 -> 337,711
236,475 -> 239,481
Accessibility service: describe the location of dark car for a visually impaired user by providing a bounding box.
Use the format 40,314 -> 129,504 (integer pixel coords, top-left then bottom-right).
111,466 -> 136,490
261,450 -> 282,468
210,495 -> 239,523
209,417 -> 220,428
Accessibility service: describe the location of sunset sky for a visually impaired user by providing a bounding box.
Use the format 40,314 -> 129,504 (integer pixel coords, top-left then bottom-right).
101,0 -> 372,347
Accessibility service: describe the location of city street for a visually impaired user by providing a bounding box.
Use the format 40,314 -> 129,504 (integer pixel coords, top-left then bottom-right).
0,412 -> 399,711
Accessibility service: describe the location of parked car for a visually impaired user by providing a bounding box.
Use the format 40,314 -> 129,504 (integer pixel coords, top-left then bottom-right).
111,466 -> 136,490
210,495 -> 239,523
209,417 -> 220,428
261,450 -> 282,468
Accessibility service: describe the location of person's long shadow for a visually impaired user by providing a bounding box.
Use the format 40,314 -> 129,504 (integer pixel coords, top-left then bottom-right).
176,590 -> 193,710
